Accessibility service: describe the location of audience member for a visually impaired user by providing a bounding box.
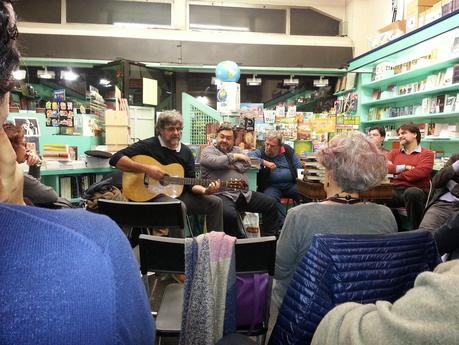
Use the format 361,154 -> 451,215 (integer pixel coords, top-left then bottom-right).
386,123 -> 434,230
367,126 -> 389,153
273,132 -> 397,310
200,122 -> 280,238
420,153 -> 459,230
249,131 -> 302,225
3,122 -> 63,206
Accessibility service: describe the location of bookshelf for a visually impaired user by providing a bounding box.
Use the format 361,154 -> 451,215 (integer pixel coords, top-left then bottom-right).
41,167 -> 116,203
348,12 -> 459,156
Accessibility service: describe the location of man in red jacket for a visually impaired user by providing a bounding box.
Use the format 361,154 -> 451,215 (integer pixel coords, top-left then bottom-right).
386,123 -> 434,230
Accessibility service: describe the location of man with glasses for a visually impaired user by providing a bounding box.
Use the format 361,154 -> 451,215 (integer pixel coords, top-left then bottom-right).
110,110 -> 223,237
368,126 -> 389,154
200,123 -> 280,238
249,131 -> 302,226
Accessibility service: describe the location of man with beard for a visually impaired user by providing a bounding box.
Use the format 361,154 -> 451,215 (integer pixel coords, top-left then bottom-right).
386,123 -> 434,230
200,122 -> 280,238
249,131 -> 302,226
110,110 -> 223,237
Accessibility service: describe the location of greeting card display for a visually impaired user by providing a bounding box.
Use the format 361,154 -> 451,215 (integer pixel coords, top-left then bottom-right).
45,100 -> 74,127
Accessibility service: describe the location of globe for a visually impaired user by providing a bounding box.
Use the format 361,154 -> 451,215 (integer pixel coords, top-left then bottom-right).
215,60 -> 240,82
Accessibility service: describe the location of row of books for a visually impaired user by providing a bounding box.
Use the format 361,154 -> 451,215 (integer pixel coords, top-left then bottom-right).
377,123 -> 459,140
59,174 -> 104,200
371,64 -> 459,101
368,93 -> 459,120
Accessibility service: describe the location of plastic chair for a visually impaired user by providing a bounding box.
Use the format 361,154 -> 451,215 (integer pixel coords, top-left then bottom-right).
269,230 -> 440,345
138,234 -> 276,344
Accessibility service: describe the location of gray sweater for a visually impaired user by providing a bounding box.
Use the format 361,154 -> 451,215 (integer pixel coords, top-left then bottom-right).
273,203 -> 398,308
312,260 -> 459,345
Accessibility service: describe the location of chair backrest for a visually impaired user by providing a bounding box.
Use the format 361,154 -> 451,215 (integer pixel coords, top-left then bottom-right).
138,234 -> 276,275
270,230 -> 440,345
97,199 -> 184,229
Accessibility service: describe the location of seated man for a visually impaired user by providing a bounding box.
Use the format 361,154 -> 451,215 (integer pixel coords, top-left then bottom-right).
200,122 -> 280,238
420,153 -> 459,230
3,123 -> 66,207
109,110 -> 223,237
367,126 -> 389,154
249,131 -> 302,225
386,123 -> 434,230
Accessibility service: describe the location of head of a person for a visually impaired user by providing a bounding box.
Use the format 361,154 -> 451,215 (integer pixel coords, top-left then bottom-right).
215,122 -> 236,153
397,123 -> 421,146
155,110 -> 183,149
368,126 -> 386,148
318,131 -> 387,193
2,122 -> 27,163
0,0 -> 20,113
264,132 -> 283,157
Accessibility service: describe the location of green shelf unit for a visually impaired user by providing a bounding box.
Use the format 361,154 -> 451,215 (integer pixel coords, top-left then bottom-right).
362,111 -> 459,124
361,56 -> 459,90
362,84 -> 459,106
41,167 -> 116,201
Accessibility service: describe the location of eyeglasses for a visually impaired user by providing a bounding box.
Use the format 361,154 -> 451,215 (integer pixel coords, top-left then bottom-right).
164,126 -> 182,132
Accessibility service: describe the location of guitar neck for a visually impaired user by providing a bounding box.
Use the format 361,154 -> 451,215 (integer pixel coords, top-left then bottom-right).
163,176 -> 240,189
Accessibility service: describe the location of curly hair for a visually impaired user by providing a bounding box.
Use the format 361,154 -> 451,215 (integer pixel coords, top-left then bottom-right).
318,132 -> 387,193
0,0 -> 20,98
2,122 -> 23,150
155,110 -> 183,133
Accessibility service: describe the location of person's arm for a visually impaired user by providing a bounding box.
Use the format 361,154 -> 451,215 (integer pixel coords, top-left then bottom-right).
200,146 -> 250,171
115,156 -> 165,181
23,173 -> 58,204
395,150 -> 434,183
431,155 -> 459,189
292,152 -> 303,169
311,260 -> 459,345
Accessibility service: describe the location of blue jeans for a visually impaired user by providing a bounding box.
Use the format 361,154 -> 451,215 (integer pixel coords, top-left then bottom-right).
263,184 -> 300,226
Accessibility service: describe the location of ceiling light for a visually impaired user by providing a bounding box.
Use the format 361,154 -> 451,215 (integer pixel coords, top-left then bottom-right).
313,76 -> 329,87
196,96 -> 209,105
61,69 -> 79,81
12,69 -> 26,80
99,78 -> 111,86
189,24 -> 250,32
283,75 -> 299,86
37,67 -> 55,79
246,74 -> 261,86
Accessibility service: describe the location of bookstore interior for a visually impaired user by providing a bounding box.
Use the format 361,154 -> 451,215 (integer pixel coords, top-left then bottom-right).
7,1 -> 459,203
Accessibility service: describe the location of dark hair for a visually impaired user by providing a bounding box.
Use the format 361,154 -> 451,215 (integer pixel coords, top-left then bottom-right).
397,123 -> 421,144
368,126 -> 386,138
216,122 -> 236,138
2,122 -> 23,150
0,0 -> 20,98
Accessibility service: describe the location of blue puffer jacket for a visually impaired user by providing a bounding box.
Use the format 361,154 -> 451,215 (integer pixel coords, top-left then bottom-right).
269,231 -> 440,345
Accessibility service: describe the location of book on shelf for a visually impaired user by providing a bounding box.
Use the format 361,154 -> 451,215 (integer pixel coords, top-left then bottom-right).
452,64 -> 459,84
451,36 -> 459,55
444,95 -> 457,113
444,67 -> 454,85
344,73 -> 356,90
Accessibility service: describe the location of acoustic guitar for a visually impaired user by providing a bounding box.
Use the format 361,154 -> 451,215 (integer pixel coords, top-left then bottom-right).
122,155 -> 248,201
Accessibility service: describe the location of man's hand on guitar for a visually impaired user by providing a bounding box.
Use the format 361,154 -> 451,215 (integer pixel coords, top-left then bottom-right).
233,153 -> 250,163
144,164 -> 166,180
205,180 -> 220,195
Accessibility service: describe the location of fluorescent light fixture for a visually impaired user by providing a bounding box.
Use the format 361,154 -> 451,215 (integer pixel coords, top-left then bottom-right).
113,22 -> 172,29
61,70 -> 79,81
12,69 -> 26,80
246,74 -> 261,86
196,96 -> 210,105
313,76 -> 329,87
189,23 -> 250,32
283,75 -> 299,86
37,67 -> 55,79
99,78 -> 111,86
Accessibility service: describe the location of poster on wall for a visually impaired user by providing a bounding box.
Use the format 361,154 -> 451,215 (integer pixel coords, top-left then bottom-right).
13,117 -> 40,136
45,100 -> 74,127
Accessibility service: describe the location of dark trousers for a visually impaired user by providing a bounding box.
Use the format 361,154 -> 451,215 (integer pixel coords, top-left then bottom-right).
387,187 -> 427,230
263,184 -> 301,226
219,192 -> 280,238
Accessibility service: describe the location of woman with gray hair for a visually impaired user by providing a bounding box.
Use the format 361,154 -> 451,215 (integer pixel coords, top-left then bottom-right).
272,131 -> 398,310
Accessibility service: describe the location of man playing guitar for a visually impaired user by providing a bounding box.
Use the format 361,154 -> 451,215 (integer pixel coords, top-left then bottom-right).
109,110 -> 223,237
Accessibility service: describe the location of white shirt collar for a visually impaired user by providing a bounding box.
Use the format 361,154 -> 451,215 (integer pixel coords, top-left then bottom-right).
158,135 -> 181,152
400,144 -> 422,154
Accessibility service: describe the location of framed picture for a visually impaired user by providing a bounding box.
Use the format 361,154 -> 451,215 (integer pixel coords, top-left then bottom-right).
13,117 -> 40,137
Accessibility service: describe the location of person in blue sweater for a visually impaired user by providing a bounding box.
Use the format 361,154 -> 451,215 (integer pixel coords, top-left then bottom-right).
0,2 -> 155,343
249,132 -> 303,225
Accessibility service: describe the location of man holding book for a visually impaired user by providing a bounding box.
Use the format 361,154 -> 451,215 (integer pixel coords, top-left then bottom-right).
386,123 -> 434,230
109,110 -> 223,236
